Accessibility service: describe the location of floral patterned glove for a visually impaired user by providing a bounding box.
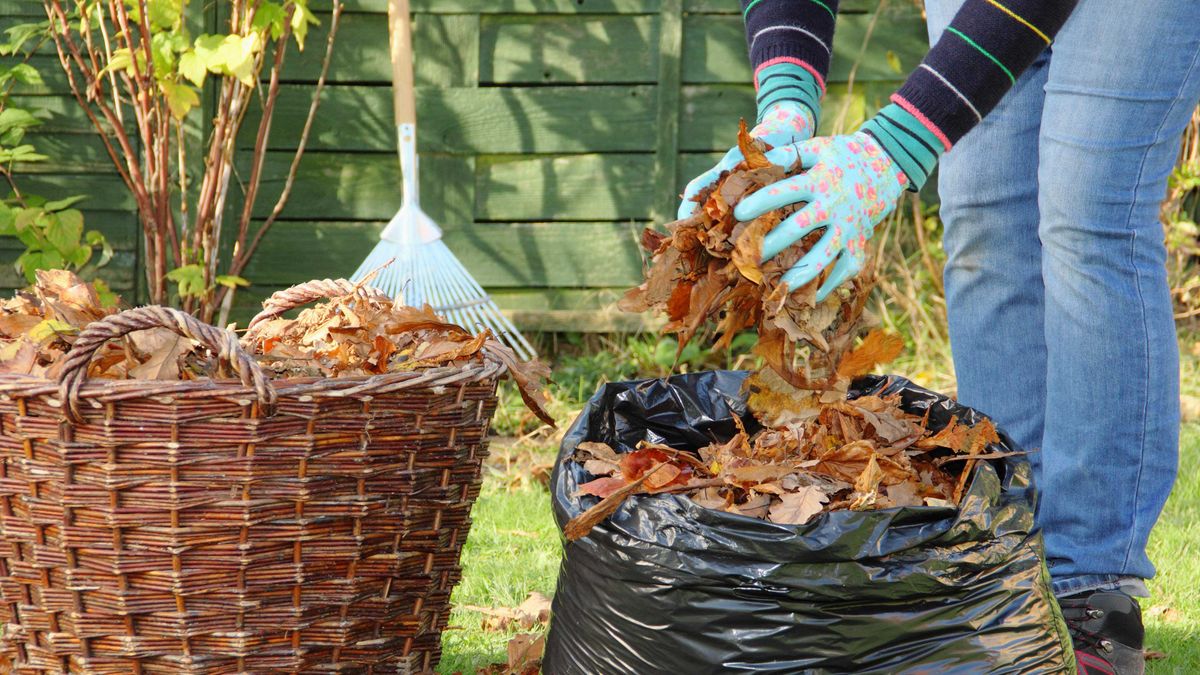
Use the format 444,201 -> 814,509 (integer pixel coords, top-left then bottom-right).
731,102 -> 946,301
731,132 -> 908,301
676,62 -> 821,220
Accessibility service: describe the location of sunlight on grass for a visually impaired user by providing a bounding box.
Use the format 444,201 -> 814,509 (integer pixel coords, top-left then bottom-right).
439,484 -> 559,674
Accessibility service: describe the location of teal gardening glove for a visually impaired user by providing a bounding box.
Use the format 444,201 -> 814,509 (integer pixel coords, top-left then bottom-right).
732,102 -> 948,300
677,63 -> 823,220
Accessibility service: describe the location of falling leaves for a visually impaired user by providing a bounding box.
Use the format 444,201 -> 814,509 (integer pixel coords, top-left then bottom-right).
622,121 -> 898,394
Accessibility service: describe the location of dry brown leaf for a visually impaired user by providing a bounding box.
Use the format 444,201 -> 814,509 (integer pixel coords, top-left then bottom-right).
564,468 -> 658,541
737,119 -> 772,170
767,486 -> 828,525
464,592 -> 553,633
128,328 -> 193,381
836,329 -> 905,378
477,633 -> 545,675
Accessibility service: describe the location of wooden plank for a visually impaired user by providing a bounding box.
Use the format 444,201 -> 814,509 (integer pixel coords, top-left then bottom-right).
280,12 -> 479,86
480,15 -> 656,85
251,82 -> 895,155
0,211 -> 138,251
18,132 -> 122,173
13,173 -> 136,211
651,0 -> 683,224
245,85 -> 656,154
678,80 -> 898,151
350,0 -> 660,13
246,152 -> 473,224
0,251 -> 138,291
475,153 -> 654,221
238,220 -> 645,287
479,9 -> 925,85
682,11 -> 925,84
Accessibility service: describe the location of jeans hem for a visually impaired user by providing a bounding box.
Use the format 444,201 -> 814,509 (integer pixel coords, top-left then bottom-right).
1051,574 -> 1150,598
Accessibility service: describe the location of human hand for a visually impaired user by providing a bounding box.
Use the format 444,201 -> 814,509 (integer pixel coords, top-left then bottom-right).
676,100 -> 817,220
732,131 -> 908,301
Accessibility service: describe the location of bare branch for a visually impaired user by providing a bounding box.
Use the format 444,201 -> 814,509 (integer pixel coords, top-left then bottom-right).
231,2 -> 343,277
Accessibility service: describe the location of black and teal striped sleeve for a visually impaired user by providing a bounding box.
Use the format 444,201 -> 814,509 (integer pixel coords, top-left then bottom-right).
861,0 -> 1078,190
741,0 -> 841,123
892,0 -> 1078,149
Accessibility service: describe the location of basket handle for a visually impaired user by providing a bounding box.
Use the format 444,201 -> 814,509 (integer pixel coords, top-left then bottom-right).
245,278 -> 394,333
57,306 -> 277,422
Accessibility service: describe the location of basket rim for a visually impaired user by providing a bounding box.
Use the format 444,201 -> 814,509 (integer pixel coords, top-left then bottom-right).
0,357 -> 506,406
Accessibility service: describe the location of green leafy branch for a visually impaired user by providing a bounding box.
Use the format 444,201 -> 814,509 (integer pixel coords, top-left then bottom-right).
42,0 -> 340,322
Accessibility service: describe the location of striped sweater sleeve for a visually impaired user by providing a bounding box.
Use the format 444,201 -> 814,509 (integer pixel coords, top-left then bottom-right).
741,0 -> 840,123
894,0 -> 1078,148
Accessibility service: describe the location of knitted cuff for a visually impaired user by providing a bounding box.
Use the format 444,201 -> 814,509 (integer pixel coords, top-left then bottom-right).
755,62 -> 822,127
860,102 -> 946,191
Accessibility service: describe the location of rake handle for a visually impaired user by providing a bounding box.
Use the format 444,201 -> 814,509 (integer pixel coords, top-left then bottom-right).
388,0 -> 416,127
58,306 -> 277,422
245,278 -> 393,333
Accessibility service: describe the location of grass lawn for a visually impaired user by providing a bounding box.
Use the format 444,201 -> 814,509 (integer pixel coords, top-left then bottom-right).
438,425 -> 1200,674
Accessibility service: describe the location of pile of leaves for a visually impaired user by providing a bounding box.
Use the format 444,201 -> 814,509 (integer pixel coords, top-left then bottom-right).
564,120 -> 1014,539
0,270 -> 121,378
564,398 -> 1007,540
620,121 -> 879,400
241,289 -> 553,426
1,272 -> 553,425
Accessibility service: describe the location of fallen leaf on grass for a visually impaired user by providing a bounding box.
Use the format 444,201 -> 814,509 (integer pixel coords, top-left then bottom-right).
477,633 -> 545,675
462,592 -> 552,632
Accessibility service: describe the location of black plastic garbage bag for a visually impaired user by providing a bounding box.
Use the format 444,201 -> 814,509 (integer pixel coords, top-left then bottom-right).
544,371 -> 1076,674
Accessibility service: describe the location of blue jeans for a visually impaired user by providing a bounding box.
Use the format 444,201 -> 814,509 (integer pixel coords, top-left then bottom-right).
923,0 -> 1200,596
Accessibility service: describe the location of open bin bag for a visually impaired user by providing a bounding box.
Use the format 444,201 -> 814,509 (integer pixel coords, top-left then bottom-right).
544,371 -> 1076,674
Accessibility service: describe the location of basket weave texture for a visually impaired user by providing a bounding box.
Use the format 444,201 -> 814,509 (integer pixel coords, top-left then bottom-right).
0,281 -> 505,674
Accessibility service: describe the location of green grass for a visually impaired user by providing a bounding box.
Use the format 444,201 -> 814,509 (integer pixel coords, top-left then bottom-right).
1144,424 -> 1200,673
438,427 -> 1200,673
439,483 -> 560,674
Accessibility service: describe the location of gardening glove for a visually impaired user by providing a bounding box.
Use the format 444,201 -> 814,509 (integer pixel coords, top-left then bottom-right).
676,63 -> 822,220
732,102 -> 946,301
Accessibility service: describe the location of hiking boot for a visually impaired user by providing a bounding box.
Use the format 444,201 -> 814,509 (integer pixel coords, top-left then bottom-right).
1058,590 -> 1145,675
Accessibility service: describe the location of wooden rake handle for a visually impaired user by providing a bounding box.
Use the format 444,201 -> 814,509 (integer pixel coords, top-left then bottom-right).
244,278 -> 393,333
388,0 -> 416,127
58,306 -> 277,422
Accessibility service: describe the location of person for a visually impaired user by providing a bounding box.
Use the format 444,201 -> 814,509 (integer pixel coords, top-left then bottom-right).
677,1 -> 1200,673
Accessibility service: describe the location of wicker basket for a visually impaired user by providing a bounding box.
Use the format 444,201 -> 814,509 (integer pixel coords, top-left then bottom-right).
0,281 -> 506,673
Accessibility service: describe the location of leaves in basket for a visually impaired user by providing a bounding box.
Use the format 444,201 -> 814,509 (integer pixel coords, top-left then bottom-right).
2,272 -> 553,427
1,270 -> 120,377
241,286 -> 555,425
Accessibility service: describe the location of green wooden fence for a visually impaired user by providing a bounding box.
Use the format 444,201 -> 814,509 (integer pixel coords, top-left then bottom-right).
3,0 -> 929,330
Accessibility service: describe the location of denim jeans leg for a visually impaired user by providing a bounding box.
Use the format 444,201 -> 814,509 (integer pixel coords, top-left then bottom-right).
1035,0 -> 1200,592
924,0 -> 1051,455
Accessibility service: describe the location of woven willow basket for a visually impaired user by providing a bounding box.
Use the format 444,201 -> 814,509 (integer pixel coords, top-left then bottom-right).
0,280 -> 506,674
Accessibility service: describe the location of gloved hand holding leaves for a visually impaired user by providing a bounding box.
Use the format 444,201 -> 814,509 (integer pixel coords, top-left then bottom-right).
677,62 -> 822,220
734,102 -> 947,300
